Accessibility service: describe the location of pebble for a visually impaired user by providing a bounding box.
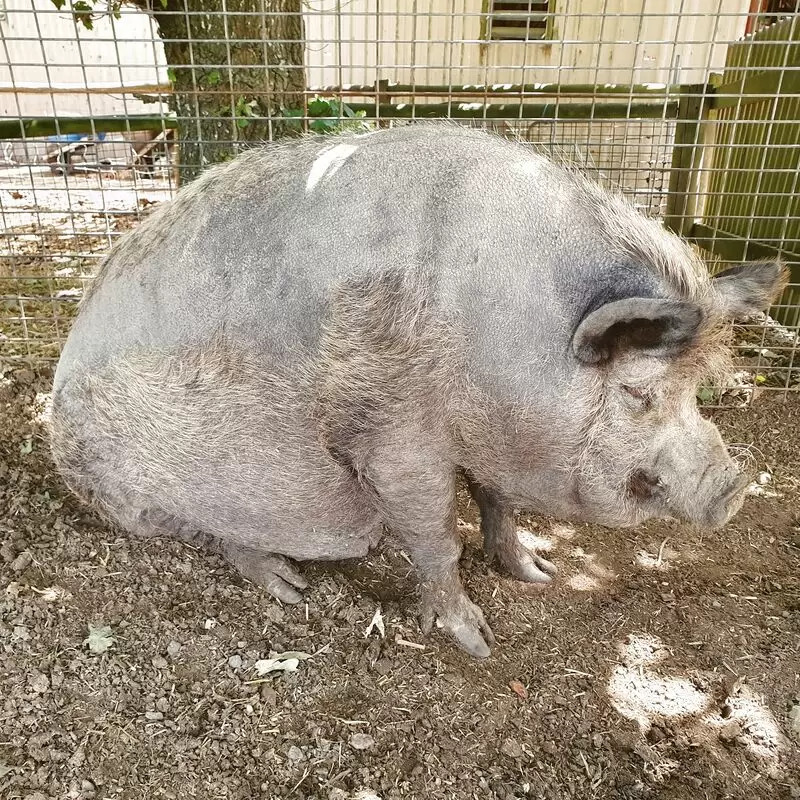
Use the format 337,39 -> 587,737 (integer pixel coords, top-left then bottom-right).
228,654 -> 243,669
11,551 -> 32,572
30,672 -> 49,694
789,704 -> 800,740
500,738 -> 523,759
151,655 -> 168,670
287,745 -> 304,762
144,711 -> 164,721
350,733 -> 376,751
166,641 -> 181,659
719,721 -> 742,742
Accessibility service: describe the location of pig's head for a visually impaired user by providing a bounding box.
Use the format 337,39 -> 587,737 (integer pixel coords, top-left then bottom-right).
566,259 -> 788,530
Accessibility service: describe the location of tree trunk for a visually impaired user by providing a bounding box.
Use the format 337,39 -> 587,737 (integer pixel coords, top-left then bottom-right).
150,0 -> 305,182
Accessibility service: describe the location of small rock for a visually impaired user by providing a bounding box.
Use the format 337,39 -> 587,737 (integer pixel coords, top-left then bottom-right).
611,730 -> 639,752
29,672 -> 49,694
756,471 -> 772,485
151,655 -> 168,670
166,640 -> 181,659
144,711 -> 164,721
646,726 -> 666,744
228,654 -> 243,669
68,746 -> 86,767
11,551 -> 32,572
350,733 -> 376,751
287,745 -> 304,762
543,741 -> 558,755
789,704 -> 800,741
719,721 -> 741,742
260,685 -> 277,705
500,738 -> 523,759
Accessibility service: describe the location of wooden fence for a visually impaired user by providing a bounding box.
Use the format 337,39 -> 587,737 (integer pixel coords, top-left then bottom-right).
673,16 -> 800,327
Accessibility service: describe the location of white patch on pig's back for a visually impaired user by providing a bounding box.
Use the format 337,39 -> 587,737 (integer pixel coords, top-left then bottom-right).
306,144 -> 358,194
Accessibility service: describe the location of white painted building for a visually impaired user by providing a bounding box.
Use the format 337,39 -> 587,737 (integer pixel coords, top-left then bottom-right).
0,0 -> 753,121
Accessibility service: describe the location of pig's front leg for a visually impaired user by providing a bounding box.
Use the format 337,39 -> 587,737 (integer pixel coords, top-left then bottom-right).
467,478 -> 557,584
365,440 -> 495,658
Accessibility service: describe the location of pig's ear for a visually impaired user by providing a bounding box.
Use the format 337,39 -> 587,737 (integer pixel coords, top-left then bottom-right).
572,297 -> 704,364
711,261 -> 788,320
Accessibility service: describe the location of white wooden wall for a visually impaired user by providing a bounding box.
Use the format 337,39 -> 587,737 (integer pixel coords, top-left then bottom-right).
304,0 -> 752,89
0,0 -> 752,120
0,0 -> 168,118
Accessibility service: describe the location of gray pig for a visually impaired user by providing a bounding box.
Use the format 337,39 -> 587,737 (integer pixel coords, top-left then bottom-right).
50,125 -> 786,657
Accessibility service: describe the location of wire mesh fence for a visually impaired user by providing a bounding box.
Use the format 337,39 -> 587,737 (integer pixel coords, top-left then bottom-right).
0,0 -> 798,400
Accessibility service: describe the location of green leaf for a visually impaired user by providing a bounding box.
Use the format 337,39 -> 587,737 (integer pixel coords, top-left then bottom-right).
309,118 -> 334,133
308,98 -> 331,116
205,70 -> 221,87
236,117 -> 251,129
166,67 -> 176,84
51,0 -> 67,9
85,624 -> 114,654
696,386 -> 716,404
72,1 -> 95,30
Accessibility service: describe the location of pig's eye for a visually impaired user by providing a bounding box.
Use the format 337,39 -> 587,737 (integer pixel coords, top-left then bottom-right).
621,384 -> 653,407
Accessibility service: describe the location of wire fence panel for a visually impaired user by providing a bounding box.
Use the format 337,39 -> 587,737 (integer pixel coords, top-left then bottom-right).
0,0 -> 798,399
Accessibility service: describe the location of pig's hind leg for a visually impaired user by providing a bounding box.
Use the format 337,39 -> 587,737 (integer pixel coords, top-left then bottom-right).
79,487 -> 311,604
136,510 -> 310,603
467,478 -> 557,583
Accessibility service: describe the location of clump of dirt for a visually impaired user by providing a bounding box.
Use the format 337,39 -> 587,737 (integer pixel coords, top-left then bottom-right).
1,365 -> 799,800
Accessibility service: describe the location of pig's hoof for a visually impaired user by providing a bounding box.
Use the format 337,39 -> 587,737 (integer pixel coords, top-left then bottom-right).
496,544 -> 557,584
229,550 -> 309,604
421,592 -> 496,658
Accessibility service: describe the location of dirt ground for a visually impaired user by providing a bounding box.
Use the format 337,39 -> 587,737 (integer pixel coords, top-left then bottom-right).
1,364 -> 799,800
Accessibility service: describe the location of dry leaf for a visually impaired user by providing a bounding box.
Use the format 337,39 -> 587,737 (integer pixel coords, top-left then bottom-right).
85,624 -> 114,654
509,679 -> 528,700
364,607 -> 385,638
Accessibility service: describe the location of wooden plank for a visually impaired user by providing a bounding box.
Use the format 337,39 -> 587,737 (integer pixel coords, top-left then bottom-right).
307,82 -> 683,98
0,116 -> 178,140
665,84 -> 712,236
690,223 -> 800,274
341,100 -> 679,120
713,67 -> 800,108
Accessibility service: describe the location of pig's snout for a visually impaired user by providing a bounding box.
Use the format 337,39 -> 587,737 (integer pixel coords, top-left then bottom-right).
701,472 -> 750,528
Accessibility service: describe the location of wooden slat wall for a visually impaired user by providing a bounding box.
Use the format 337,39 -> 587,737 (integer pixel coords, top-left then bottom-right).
699,15 -> 800,327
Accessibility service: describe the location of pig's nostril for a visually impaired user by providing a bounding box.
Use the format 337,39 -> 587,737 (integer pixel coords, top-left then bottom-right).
628,469 -> 663,499
721,474 -> 750,504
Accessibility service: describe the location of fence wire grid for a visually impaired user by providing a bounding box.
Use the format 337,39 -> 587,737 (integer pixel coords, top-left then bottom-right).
0,0 -> 799,404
